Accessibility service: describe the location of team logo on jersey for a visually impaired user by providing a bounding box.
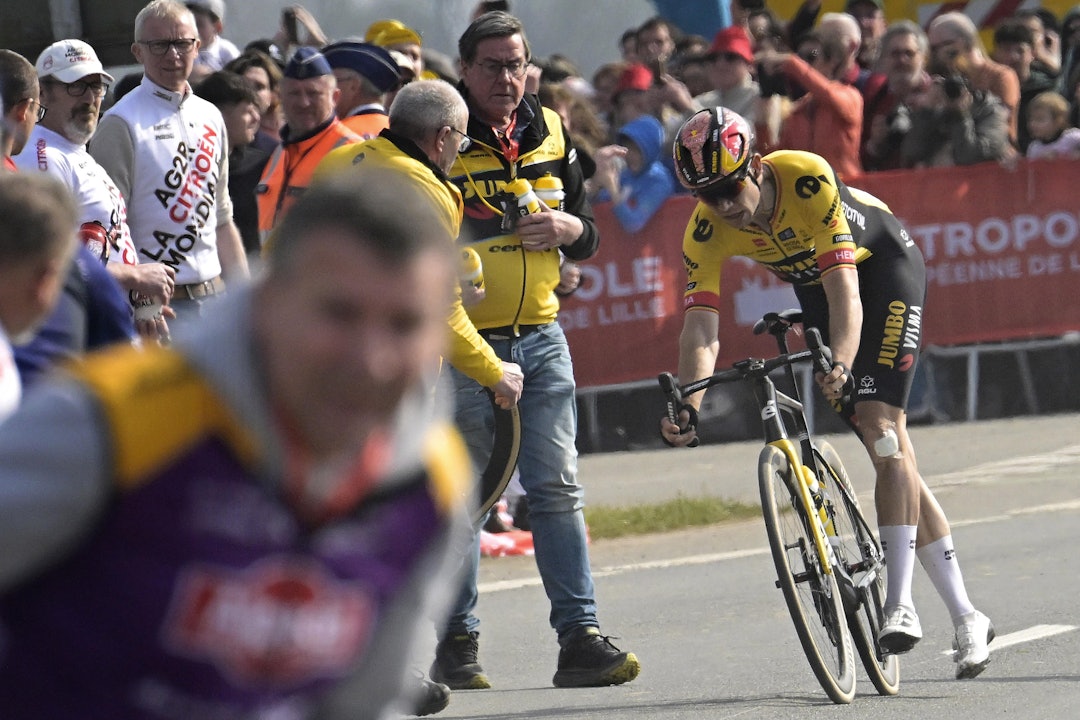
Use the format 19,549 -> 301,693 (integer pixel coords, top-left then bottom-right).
164,557 -> 373,686
692,214 -> 713,242
777,228 -> 795,241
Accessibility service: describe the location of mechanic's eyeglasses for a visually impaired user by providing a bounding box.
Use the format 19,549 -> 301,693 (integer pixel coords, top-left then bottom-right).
138,38 -> 198,56
473,58 -> 529,79
21,98 -> 47,123
694,178 -> 746,204
447,126 -> 474,153
45,79 -> 111,98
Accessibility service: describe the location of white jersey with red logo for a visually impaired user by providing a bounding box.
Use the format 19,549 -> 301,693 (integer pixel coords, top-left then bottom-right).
14,125 -> 140,269
90,77 -> 233,286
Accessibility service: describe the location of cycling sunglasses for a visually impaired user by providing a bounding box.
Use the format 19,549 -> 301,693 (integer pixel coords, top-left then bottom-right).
694,177 -> 747,204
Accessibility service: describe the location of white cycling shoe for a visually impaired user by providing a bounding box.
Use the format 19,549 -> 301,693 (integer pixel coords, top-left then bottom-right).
878,604 -> 923,655
953,610 -> 995,679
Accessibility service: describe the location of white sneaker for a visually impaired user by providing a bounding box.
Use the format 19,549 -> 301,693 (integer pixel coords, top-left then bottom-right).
878,605 -> 922,655
953,610 -> 995,679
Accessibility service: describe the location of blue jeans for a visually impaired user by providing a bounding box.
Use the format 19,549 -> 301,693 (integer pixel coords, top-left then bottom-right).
443,322 -> 597,641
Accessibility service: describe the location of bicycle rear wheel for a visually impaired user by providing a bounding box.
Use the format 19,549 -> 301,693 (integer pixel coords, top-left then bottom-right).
816,441 -> 900,696
758,445 -> 857,704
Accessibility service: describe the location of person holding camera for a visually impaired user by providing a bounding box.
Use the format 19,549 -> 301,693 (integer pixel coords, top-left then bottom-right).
758,12 -> 864,180
862,20 -> 934,171
927,11 -> 1021,147
899,59 -> 1016,168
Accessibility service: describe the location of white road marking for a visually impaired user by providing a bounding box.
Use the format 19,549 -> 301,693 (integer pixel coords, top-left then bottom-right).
939,624 -> 1078,656
479,499 -> 1079,594
930,445 -> 1080,487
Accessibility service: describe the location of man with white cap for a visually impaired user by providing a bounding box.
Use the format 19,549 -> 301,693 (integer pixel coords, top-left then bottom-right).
255,46 -> 361,240
15,39 -> 175,342
321,40 -> 401,139
91,0 -> 248,325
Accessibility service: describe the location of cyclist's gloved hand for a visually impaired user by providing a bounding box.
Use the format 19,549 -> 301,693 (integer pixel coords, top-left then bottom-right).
818,361 -> 855,404
660,403 -> 700,448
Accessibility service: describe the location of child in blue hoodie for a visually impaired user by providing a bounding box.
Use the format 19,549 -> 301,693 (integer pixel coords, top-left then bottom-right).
590,114 -> 677,233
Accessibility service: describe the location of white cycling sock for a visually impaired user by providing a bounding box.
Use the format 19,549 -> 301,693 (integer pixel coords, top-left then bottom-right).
879,524 -> 918,611
917,535 -> 976,623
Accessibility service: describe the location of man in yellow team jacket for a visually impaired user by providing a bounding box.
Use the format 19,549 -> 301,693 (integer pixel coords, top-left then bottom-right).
315,79 -> 523,409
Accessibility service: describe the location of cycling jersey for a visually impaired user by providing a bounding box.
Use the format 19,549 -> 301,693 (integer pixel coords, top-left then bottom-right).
90,77 -> 233,286
16,125 -> 141,269
315,130 -> 503,388
449,93 -> 598,329
0,291 -> 470,716
682,149 -> 926,410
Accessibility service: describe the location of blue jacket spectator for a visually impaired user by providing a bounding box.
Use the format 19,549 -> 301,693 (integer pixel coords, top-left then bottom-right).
15,246 -> 135,387
591,115 -> 677,233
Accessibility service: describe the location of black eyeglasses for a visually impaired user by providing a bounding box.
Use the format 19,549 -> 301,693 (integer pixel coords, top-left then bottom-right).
44,79 -> 111,98
138,38 -> 198,56
22,98 -> 47,123
694,178 -> 746,204
798,48 -> 820,63
473,58 -> 529,79
447,126 -> 474,153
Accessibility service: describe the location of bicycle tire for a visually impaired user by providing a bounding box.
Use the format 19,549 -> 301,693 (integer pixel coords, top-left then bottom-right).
472,396 -> 522,525
816,441 -> 900,696
758,445 -> 857,704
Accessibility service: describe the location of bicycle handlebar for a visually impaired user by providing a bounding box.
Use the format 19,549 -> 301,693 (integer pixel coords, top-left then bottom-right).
658,327 -> 835,442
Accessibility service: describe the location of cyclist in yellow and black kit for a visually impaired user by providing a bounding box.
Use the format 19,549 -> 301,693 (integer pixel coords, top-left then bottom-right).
660,107 -> 994,679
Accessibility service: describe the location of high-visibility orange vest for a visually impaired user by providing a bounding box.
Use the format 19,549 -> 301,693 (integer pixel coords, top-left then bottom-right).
256,117 -> 361,240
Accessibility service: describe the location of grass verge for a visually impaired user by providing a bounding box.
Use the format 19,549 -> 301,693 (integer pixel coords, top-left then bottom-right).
583,494 -> 760,540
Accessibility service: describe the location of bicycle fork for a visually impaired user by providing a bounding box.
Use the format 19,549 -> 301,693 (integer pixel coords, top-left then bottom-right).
771,438 -> 839,576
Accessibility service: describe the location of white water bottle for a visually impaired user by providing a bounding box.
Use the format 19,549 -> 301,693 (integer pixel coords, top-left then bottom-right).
533,173 -> 565,211
506,178 -> 542,217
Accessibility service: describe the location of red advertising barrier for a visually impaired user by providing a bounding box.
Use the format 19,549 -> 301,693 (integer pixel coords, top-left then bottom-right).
559,158 -> 1080,390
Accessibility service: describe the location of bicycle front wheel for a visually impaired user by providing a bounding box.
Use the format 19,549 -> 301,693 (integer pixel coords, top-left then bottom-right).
817,441 -> 900,696
758,445 -> 857,704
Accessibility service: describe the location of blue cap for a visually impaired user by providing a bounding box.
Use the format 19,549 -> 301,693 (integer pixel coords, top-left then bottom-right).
322,41 -> 401,93
283,47 -> 332,80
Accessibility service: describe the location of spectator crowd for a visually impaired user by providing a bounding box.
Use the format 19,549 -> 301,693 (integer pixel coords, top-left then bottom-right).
0,0 -> 1078,717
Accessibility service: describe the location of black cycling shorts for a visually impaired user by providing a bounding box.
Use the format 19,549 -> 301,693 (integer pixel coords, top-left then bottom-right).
795,242 -> 927,420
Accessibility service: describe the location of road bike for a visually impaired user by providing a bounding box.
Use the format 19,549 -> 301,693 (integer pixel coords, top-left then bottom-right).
658,309 -> 900,703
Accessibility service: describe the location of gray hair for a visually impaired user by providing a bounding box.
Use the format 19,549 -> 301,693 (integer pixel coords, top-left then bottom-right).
457,10 -> 531,64
929,11 -> 980,50
819,12 -> 861,62
134,0 -> 195,41
389,79 -> 467,143
881,19 -> 928,57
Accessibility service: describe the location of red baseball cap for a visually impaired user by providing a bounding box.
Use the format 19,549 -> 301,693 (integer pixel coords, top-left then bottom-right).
707,26 -> 754,64
615,63 -> 653,95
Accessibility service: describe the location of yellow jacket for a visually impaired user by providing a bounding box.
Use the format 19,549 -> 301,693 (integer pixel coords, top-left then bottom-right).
449,95 -> 598,329
315,131 -> 504,388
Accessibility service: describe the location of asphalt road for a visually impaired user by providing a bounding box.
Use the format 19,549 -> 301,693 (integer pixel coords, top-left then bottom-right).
430,413 -> 1080,719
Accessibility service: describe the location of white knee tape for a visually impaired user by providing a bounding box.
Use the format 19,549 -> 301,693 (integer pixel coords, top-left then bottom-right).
872,428 -> 901,460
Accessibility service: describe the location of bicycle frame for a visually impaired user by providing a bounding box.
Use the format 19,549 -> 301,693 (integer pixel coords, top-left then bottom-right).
659,312 -> 898,699
659,323 -> 837,575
